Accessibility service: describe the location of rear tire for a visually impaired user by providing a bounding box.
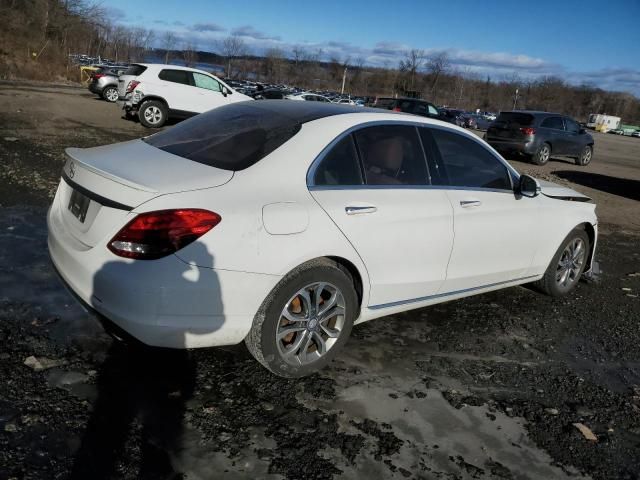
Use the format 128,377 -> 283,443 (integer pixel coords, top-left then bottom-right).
102,86 -> 119,103
533,228 -> 590,297
575,145 -> 593,166
245,258 -> 358,378
532,142 -> 551,165
138,100 -> 167,128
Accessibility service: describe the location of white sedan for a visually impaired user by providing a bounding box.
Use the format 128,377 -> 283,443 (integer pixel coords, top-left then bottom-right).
48,101 -> 597,377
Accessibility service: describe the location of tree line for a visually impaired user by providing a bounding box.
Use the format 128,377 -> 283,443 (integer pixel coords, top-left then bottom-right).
1,0 -> 638,123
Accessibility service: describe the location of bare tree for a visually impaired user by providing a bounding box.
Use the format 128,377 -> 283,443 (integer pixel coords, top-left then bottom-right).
426,51 -> 450,101
162,31 -> 177,64
219,35 -> 247,78
262,47 -> 284,83
399,49 -> 424,91
182,42 -> 198,67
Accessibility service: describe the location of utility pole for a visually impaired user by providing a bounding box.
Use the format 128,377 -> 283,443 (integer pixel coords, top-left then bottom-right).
513,88 -> 519,110
341,67 -> 348,94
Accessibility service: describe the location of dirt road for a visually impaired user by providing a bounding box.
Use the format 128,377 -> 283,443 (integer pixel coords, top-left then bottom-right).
1,82 -> 639,480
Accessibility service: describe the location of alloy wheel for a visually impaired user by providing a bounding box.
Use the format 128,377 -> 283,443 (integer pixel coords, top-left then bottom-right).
556,238 -> 586,287
581,148 -> 592,165
144,106 -> 163,125
276,282 -> 346,366
105,88 -> 118,102
539,145 -> 550,163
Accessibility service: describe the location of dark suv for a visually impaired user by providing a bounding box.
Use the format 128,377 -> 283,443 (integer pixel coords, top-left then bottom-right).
486,111 -> 594,166
371,97 -> 442,120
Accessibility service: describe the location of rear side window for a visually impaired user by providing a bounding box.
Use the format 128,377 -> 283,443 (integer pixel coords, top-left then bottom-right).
124,64 -> 147,76
144,103 -> 301,171
541,117 -> 565,130
313,135 -> 363,186
423,128 -> 511,190
494,112 -> 534,127
354,125 -> 428,186
158,69 -> 192,85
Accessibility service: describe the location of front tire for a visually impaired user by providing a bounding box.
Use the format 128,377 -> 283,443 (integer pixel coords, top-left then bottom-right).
245,258 -> 358,378
102,86 -> 119,103
532,142 -> 551,165
138,100 -> 167,128
575,145 -> 593,166
534,228 -> 590,297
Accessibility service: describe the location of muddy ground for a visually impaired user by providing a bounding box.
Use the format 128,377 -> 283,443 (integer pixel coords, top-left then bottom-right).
0,81 -> 639,480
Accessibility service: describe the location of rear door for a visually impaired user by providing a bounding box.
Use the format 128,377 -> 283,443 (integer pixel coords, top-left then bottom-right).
539,116 -> 568,155
309,124 -> 454,307
420,127 -> 540,292
157,69 -> 200,112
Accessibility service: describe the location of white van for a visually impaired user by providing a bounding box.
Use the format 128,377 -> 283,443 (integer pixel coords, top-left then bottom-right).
117,64 -> 252,127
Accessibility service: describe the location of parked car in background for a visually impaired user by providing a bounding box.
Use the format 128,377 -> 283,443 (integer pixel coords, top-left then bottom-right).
49,101 -> 597,378
608,129 -> 625,135
285,93 -> 332,102
371,97 -> 441,120
252,88 -> 288,100
467,114 -> 493,130
117,64 -> 252,128
88,65 -> 128,102
632,131 -> 640,138
439,108 -> 467,127
333,98 -> 356,105
486,111 -> 594,166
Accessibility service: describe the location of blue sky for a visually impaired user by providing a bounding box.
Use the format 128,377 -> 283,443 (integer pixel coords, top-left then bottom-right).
108,0 -> 640,94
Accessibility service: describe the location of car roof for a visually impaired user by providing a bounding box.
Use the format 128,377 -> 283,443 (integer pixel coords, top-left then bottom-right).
234,99 -> 383,122
137,63 -> 214,75
502,110 -> 564,117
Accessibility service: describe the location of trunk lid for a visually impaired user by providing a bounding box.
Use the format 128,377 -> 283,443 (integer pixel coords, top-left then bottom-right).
117,64 -> 147,97
57,139 -> 233,247
487,112 -> 535,140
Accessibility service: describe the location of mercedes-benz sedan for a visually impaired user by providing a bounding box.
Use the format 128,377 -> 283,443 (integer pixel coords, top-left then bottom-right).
48,101 -> 597,378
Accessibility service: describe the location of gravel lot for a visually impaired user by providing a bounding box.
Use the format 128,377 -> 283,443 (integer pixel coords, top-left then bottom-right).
1,81 -> 639,480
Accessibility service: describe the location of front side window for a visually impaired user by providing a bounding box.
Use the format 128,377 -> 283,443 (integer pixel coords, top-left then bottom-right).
540,116 -> 565,130
423,128 -> 511,190
354,125 -> 428,186
313,135 -> 363,186
193,73 -> 222,92
303,95 -> 315,101
565,118 -> 580,133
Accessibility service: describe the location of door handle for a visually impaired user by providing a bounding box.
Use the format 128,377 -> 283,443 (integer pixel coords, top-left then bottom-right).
460,200 -> 482,208
345,205 -> 377,215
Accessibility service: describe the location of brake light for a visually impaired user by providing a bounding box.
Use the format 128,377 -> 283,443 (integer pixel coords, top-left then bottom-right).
392,107 -> 402,112
520,127 -> 536,135
93,73 -> 105,79
108,209 -> 221,260
126,80 -> 140,93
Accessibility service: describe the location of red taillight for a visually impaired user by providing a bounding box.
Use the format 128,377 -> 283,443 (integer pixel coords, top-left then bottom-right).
520,127 -> 536,135
92,73 -> 105,79
126,80 -> 140,93
392,107 -> 402,112
108,209 -> 221,260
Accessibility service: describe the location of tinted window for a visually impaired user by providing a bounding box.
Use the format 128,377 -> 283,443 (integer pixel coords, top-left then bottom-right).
424,128 -> 511,190
565,118 -> 580,133
124,64 -> 147,76
541,117 -> 565,130
158,69 -> 191,85
193,73 -> 221,91
374,98 -> 396,109
354,125 -> 428,186
494,112 -> 534,127
313,135 -> 363,186
144,103 -> 302,171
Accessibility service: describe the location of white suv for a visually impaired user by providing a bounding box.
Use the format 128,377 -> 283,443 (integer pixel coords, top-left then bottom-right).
117,64 -> 252,128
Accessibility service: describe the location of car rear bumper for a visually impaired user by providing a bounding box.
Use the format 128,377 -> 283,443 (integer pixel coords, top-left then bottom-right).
47,198 -> 279,349
487,138 -> 537,155
88,83 -> 102,94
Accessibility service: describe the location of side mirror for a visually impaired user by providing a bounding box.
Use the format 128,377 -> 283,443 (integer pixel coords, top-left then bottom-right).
518,174 -> 541,198
579,128 -> 586,134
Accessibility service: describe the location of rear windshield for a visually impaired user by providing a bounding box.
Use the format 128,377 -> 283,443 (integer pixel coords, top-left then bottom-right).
124,64 -> 147,76
494,112 -> 534,127
374,98 -> 396,109
143,103 -> 302,171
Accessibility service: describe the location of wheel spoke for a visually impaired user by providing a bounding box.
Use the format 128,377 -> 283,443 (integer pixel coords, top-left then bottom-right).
320,305 -> 345,322
312,282 -> 326,314
559,267 -> 570,286
312,332 -> 327,355
317,291 -> 338,317
277,325 -> 307,340
320,323 -> 340,338
282,331 -> 308,358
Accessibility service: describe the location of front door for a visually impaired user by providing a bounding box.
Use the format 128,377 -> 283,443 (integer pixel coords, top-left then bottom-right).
420,127 -> 540,292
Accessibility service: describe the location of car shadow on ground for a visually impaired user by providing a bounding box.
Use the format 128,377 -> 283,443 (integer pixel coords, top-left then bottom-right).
553,170 -> 640,201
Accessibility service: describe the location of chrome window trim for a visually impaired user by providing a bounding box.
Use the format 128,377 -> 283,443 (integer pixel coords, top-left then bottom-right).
306,119 -> 520,190
368,274 -> 539,310
308,184 -> 515,194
